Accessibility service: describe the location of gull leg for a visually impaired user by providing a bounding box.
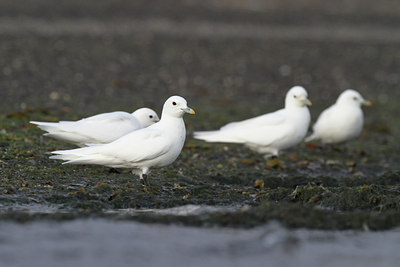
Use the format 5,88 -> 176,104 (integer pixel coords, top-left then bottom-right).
265,153 -> 284,169
133,168 -> 150,186
140,174 -> 150,186
137,171 -> 150,186
109,168 -> 121,174
132,169 -> 145,185
263,151 -> 278,160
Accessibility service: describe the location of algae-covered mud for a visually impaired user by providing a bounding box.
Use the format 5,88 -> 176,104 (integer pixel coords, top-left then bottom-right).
1,95 -> 400,230
1,0 -> 400,233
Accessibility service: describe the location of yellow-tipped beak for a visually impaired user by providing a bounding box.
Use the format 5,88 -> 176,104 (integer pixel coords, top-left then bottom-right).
183,107 -> 196,114
307,100 -> 312,106
364,100 -> 372,107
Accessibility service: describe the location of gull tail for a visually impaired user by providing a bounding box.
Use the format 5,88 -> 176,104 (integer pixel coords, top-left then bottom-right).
44,132 -> 88,147
304,133 -> 317,142
30,120 -> 79,133
50,147 -> 91,161
50,146 -> 111,165
193,130 -> 243,143
30,121 -> 88,146
30,121 -> 64,133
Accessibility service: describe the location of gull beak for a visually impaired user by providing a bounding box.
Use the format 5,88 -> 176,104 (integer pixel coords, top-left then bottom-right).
182,107 -> 196,114
306,99 -> 312,106
363,100 -> 372,107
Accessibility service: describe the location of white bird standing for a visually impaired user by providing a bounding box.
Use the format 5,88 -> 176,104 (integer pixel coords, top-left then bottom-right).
305,89 -> 371,144
30,107 -> 160,147
194,86 -> 312,158
50,96 -> 195,185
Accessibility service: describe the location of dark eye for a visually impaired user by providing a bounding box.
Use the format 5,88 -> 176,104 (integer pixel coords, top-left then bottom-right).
172,101 -> 177,106
293,95 -> 297,98
149,115 -> 153,119
353,97 -> 357,101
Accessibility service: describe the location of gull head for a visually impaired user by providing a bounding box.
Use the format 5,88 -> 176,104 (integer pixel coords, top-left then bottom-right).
337,89 -> 372,107
162,96 -> 195,118
285,86 -> 312,108
131,108 -> 160,127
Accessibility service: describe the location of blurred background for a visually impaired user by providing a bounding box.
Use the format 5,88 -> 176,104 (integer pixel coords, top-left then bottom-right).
1,0 -> 399,127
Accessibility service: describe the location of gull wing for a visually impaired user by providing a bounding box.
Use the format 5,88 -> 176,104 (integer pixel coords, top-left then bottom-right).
31,112 -> 141,145
220,109 -> 286,130
194,109 -> 289,147
51,126 -> 172,166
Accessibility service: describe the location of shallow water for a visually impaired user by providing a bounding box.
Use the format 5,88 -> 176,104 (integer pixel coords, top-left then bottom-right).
0,205 -> 399,266
0,219 -> 399,267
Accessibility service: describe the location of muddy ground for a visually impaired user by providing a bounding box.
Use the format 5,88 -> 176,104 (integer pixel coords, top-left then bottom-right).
0,0 -> 400,265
